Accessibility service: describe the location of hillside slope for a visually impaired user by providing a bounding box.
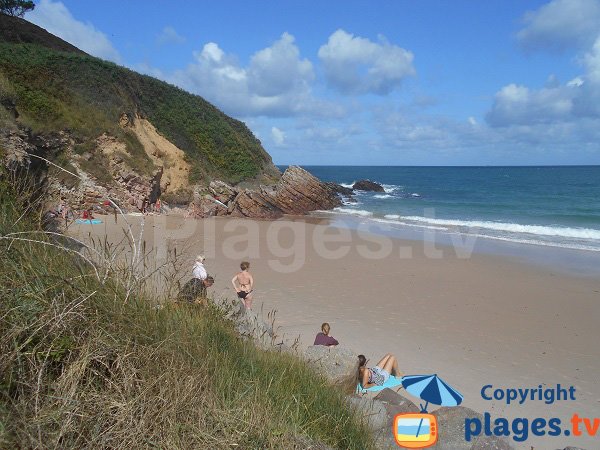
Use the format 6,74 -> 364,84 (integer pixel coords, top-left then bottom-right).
0,13 -> 280,209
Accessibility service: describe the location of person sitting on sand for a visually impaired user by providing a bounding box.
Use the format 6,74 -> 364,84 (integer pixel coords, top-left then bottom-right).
192,255 -> 207,281
232,261 -> 254,309
178,276 -> 214,305
357,353 -> 403,388
314,322 -> 339,346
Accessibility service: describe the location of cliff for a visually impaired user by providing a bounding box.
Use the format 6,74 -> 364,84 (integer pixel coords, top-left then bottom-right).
0,13 -> 284,213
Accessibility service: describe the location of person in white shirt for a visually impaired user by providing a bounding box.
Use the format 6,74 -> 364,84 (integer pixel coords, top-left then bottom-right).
192,255 -> 207,280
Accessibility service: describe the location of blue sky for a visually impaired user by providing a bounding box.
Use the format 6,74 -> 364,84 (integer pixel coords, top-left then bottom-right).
26,0 -> 600,165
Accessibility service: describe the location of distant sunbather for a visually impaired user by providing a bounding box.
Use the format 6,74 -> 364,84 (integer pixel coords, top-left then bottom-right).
232,261 -> 254,309
314,322 -> 339,346
357,353 -> 403,389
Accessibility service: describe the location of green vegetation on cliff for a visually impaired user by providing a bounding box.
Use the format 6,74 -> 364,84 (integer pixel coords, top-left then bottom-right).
0,14 -> 277,184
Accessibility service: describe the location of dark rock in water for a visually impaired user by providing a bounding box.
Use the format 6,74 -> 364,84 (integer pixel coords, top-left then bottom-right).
325,181 -> 356,203
326,182 -> 354,196
353,179 -> 385,192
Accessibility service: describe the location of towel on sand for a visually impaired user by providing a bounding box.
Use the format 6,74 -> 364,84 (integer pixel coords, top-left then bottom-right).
356,375 -> 404,393
75,219 -> 103,225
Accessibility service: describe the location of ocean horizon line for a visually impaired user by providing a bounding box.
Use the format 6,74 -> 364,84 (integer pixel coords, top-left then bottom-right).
276,164 -> 600,168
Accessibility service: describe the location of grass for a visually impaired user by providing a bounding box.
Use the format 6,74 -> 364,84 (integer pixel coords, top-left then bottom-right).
0,40 -> 276,184
0,167 -> 373,449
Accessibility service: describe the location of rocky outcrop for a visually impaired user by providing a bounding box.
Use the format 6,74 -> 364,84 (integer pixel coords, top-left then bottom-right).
266,166 -> 342,214
215,166 -> 342,219
353,179 -> 385,192
227,189 -> 284,219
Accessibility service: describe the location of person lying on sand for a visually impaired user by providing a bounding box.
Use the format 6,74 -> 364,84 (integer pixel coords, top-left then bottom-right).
357,353 -> 403,389
314,322 -> 339,346
178,276 -> 214,305
232,261 -> 254,309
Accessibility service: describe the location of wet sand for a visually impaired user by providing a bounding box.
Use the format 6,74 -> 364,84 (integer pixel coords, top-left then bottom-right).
71,214 -> 600,449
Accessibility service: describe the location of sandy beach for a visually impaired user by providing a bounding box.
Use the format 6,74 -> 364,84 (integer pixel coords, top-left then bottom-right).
71,213 -> 600,449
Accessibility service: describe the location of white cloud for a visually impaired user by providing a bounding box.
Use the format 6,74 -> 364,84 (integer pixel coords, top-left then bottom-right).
487,34 -> 600,126
271,127 -> 286,146
171,33 -> 337,117
26,0 -> 121,62
317,29 -> 415,95
486,83 -> 575,126
517,0 -> 600,51
157,26 -> 186,45
248,32 -> 314,97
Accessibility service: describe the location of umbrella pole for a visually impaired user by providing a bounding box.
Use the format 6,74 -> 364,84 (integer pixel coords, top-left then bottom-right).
415,401 -> 429,438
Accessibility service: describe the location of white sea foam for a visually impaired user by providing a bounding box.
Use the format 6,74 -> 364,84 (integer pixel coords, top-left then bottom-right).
382,184 -> 401,193
340,182 -> 355,189
373,194 -> 393,199
384,214 -> 400,219
333,207 -> 373,217
400,216 -> 600,240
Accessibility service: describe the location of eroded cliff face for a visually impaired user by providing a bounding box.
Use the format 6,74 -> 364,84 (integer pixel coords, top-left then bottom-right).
1,121 -> 343,219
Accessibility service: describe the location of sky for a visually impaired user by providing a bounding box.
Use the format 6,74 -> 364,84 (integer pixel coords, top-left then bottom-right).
25,0 -> 600,165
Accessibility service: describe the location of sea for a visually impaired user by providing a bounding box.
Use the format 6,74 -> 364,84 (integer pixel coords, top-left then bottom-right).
278,166 -> 600,275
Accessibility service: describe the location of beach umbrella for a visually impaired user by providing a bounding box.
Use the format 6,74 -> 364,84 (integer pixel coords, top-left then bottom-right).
402,374 -> 463,437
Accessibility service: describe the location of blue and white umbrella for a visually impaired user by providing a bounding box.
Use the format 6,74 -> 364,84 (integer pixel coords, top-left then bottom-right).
401,374 -> 463,437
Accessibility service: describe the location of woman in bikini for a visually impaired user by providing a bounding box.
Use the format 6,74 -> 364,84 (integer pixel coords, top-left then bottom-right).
231,261 -> 254,309
357,353 -> 403,389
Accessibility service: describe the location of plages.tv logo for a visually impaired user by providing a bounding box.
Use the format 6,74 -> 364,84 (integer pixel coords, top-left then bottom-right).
393,413 -> 438,448
391,374 -> 463,449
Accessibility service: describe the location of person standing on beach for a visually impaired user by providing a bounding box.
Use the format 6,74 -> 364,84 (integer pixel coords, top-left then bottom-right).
314,323 -> 339,346
192,255 -> 207,281
232,261 -> 254,309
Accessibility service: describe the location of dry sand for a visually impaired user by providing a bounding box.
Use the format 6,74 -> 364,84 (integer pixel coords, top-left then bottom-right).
70,214 -> 600,449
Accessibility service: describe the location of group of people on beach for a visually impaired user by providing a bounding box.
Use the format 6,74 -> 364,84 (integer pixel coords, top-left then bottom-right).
180,255 -> 402,389
179,255 -> 254,310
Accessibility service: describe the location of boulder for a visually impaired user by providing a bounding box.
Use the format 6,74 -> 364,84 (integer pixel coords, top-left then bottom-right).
347,395 -> 389,431
374,388 -> 419,416
428,406 -> 513,450
302,345 -> 357,383
353,179 -> 385,192
470,435 -> 514,449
